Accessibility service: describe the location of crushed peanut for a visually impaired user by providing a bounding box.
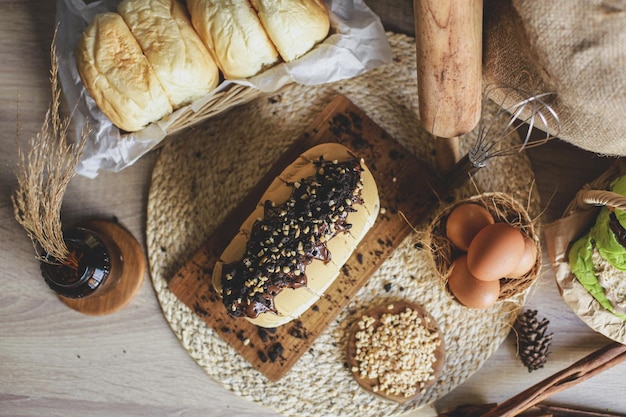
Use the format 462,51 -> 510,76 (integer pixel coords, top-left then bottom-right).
352,306 -> 441,398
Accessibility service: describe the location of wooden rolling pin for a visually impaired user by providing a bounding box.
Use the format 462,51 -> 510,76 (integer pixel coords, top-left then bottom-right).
414,0 -> 483,174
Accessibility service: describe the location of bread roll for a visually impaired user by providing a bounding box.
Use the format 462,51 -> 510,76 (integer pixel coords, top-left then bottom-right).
118,0 -> 220,108
75,12 -> 173,132
187,0 -> 279,79
250,0 -> 330,62
213,143 -> 380,327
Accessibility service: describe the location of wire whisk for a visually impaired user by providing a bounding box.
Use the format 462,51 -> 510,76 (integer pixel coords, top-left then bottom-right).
448,85 -> 561,188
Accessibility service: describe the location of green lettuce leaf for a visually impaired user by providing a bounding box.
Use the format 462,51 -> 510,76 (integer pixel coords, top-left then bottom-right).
590,208 -> 626,271
568,233 -> 626,321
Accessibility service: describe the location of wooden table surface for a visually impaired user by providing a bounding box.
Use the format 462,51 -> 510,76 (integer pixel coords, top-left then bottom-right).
1,1 -> 623,416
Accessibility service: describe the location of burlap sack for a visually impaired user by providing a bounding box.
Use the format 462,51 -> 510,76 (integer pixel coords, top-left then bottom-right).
484,0 -> 626,157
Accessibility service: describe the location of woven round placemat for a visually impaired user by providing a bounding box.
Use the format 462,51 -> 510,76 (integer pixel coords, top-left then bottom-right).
146,33 -> 541,417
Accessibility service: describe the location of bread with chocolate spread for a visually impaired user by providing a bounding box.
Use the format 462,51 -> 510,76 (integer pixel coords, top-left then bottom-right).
213,143 -> 380,327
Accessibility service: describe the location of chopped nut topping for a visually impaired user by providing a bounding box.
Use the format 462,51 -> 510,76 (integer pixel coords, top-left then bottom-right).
221,157 -> 365,319
353,307 -> 441,398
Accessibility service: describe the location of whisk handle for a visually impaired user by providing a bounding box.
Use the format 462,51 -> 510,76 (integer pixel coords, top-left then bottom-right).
445,153 -> 482,189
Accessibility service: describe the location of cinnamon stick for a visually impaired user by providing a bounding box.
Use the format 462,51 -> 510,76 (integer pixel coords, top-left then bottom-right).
440,401 -> 626,417
481,342 -> 626,417
534,403 -> 626,417
437,403 -> 626,417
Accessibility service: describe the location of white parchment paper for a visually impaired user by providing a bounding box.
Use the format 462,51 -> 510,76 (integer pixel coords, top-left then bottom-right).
55,0 -> 392,177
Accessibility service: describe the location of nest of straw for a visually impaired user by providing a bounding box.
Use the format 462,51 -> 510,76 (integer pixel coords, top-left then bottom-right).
426,192 -> 542,302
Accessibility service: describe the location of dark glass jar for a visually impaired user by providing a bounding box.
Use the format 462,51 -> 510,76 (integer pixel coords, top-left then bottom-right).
40,227 -> 121,299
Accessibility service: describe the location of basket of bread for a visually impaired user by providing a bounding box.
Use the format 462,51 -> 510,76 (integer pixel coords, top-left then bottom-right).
55,0 -> 391,177
544,159 -> 626,344
426,192 -> 542,310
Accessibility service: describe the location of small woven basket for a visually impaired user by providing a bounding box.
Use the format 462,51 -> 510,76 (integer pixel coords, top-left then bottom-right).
426,192 -> 541,302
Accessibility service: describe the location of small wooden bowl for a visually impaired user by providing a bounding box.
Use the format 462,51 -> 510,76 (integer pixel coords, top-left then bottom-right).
346,300 -> 445,403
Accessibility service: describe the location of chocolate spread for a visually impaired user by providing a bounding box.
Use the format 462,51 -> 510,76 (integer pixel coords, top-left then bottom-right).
221,156 -> 364,319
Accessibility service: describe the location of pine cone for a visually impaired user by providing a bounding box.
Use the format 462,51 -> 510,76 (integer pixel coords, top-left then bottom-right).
514,309 -> 554,372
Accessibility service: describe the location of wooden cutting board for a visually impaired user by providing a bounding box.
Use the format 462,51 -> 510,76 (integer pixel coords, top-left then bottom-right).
167,95 -> 444,381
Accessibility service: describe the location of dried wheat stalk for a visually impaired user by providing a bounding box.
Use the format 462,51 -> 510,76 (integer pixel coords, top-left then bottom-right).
12,31 -> 88,263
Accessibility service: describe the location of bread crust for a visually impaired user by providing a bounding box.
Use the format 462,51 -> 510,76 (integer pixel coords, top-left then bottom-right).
250,0 -> 330,62
213,143 -> 380,327
187,0 -> 279,79
117,0 -> 220,108
75,12 -> 172,132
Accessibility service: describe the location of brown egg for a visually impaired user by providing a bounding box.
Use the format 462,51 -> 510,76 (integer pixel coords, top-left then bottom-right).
448,254 -> 500,309
445,203 -> 495,251
467,222 -> 526,281
507,235 -> 538,278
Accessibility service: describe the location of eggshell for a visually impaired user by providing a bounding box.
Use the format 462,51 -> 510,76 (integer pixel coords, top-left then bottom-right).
447,254 -> 500,309
467,222 -> 526,281
507,234 -> 538,278
445,203 -> 495,251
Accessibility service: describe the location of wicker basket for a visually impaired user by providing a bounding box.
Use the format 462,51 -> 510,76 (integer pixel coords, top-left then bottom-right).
545,159 -> 626,343
56,0 -> 393,177
155,83 -> 265,138
426,192 -> 542,303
